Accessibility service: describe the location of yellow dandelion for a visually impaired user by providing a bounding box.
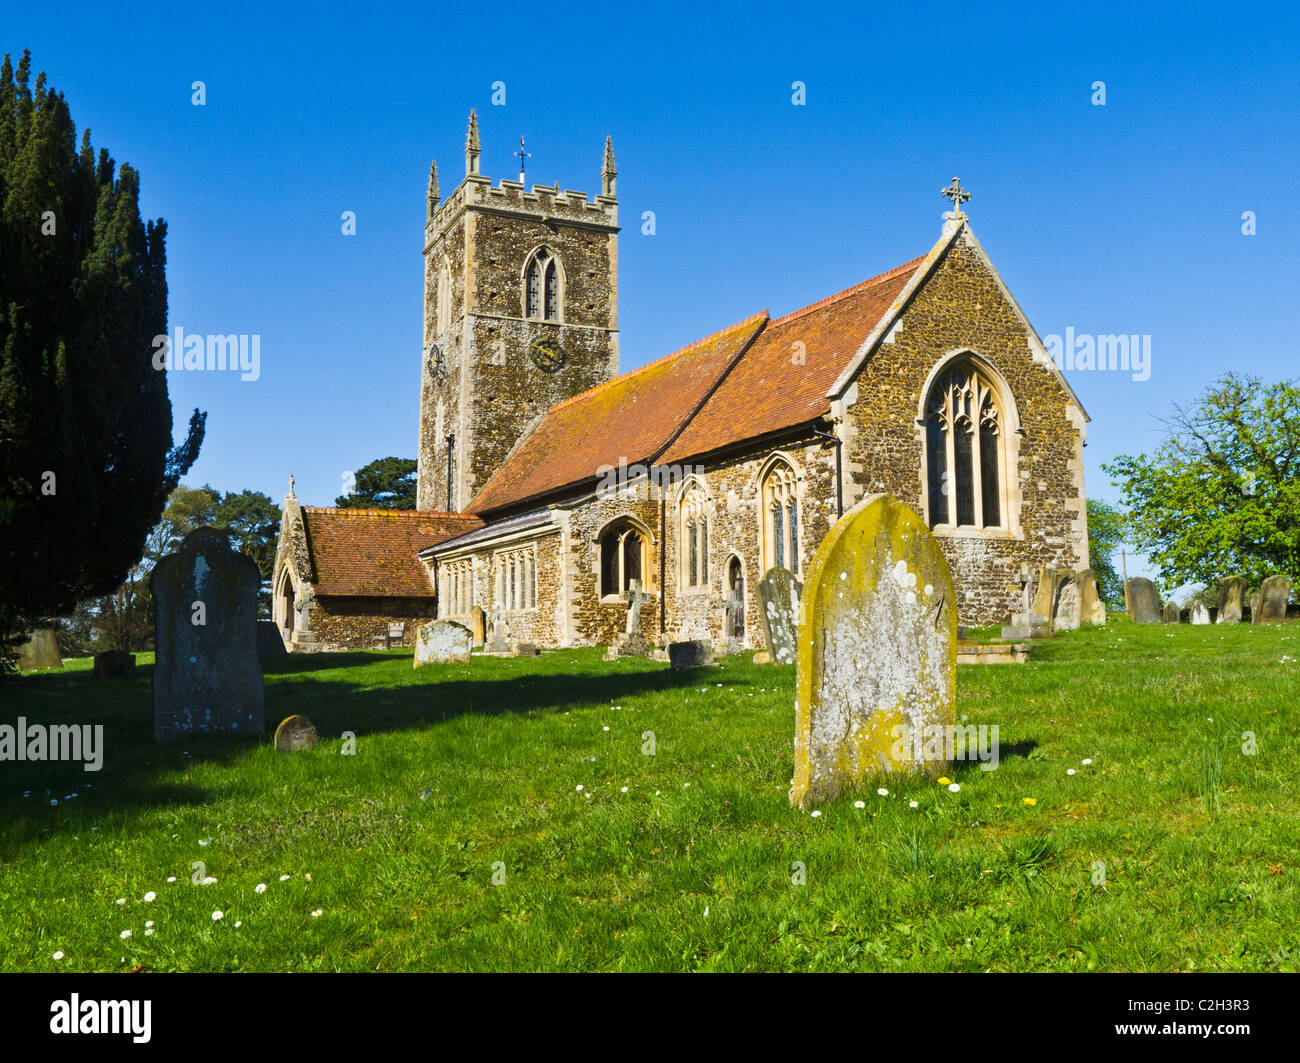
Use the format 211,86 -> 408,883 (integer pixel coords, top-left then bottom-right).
937,777 -> 951,786
1023,797 -> 1037,806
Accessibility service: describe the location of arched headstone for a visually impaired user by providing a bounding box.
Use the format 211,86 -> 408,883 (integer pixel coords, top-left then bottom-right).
414,620 -> 473,667
151,527 -> 264,743
758,566 -> 802,666
1256,576 -> 1290,624
790,495 -> 956,811
1217,577 -> 1247,624
1127,578 -> 1161,624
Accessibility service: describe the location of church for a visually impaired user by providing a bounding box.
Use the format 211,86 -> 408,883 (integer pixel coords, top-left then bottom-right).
271,112 -> 1090,652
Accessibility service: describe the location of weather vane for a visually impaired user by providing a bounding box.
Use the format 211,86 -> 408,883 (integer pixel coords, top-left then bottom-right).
516,136 -> 531,183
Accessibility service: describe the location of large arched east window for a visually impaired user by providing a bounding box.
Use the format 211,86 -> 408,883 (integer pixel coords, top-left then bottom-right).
679,481 -> 709,590
925,360 -> 1005,530
599,520 -> 647,598
761,460 -> 800,575
524,247 -> 560,322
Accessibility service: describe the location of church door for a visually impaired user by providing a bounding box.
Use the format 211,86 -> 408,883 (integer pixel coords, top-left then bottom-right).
727,558 -> 745,640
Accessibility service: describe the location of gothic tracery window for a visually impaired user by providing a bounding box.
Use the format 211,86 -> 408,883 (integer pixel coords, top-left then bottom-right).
761,460 -> 800,575
599,520 -> 648,598
680,482 -> 710,589
495,548 -> 537,612
925,361 -> 1005,530
525,247 -> 560,322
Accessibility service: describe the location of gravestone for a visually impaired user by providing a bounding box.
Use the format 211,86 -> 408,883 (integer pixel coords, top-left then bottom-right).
485,605 -> 509,654
1217,577 -> 1247,624
1052,573 -> 1081,631
668,640 -> 713,669
1030,566 -> 1063,627
1127,578 -> 1161,624
414,620 -> 473,667
256,620 -> 287,658
790,495 -> 956,811
1162,600 -> 1181,624
151,527 -> 264,743
16,628 -> 62,671
273,714 -> 318,752
93,651 -> 135,680
1249,589 -> 1262,622
758,566 -> 802,666
1189,598 -> 1211,625
1255,575 -> 1290,625
511,642 -> 541,657
606,580 -> 654,659
1076,568 -> 1107,626
469,605 -> 486,645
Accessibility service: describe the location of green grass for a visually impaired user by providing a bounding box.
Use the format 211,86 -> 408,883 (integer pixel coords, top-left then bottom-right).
1,618 -> 1298,972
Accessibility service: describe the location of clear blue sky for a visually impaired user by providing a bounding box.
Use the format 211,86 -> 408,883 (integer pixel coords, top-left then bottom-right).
6,1 -> 1298,572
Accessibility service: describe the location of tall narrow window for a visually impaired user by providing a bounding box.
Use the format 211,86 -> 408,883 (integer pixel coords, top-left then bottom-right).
924,360 -> 1007,530
680,482 -> 710,590
524,248 -> 560,322
761,460 -> 800,575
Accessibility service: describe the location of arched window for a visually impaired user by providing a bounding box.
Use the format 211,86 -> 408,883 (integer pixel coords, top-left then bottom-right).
761,459 -> 800,575
494,548 -> 536,612
524,247 -> 561,322
599,520 -> 648,598
679,481 -> 710,589
925,360 -> 1006,530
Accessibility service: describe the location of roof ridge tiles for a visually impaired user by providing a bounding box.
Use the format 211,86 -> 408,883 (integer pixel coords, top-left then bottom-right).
767,255 -> 927,328
301,507 -> 476,519
545,309 -> 770,414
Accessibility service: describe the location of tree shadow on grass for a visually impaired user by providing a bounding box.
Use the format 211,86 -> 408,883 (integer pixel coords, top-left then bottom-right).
0,650 -> 744,845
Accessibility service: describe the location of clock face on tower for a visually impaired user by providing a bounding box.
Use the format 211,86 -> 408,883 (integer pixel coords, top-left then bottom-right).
529,337 -> 566,373
426,344 -> 446,383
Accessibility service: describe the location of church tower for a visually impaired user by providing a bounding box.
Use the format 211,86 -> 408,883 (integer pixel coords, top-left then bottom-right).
417,112 -> 620,512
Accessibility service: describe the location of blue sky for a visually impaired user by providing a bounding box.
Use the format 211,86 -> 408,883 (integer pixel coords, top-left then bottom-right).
6,1 -> 1298,571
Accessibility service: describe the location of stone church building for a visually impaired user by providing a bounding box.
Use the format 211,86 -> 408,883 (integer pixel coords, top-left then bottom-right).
272,112 -> 1089,651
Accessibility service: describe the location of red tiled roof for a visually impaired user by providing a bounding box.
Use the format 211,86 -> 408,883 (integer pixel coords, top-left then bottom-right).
467,312 -> 769,515
660,256 -> 924,463
301,507 -> 484,596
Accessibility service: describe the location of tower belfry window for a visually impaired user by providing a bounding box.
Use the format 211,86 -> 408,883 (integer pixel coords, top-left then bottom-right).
525,248 -> 560,322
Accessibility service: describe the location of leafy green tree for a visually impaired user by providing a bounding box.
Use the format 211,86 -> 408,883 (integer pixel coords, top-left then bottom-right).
335,457 -> 418,510
213,489 -> 280,614
1086,499 -> 1127,607
1103,373 -> 1300,588
0,51 -> 204,671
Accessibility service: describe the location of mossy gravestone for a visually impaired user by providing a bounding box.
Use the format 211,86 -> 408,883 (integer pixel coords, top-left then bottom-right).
274,714 -> 317,752
152,528 -> 264,743
1127,578 -> 1161,624
1256,575 -> 1290,624
1217,577 -> 1247,624
790,495 -> 956,811
758,566 -> 802,665
17,629 -> 62,671
413,620 -> 472,667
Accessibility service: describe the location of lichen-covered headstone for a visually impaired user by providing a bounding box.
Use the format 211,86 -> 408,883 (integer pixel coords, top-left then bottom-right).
790,495 -> 956,811
17,628 -> 62,671
93,651 -> 135,680
1127,578 -> 1161,624
1189,598 -> 1211,625
1076,568 -> 1107,626
758,566 -> 802,666
1052,574 -> 1081,631
274,714 -> 317,752
1217,577 -> 1247,624
413,620 -> 473,667
1030,566 -> 1062,627
151,527 -> 264,743
1162,599 -> 1180,624
1255,575 -> 1290,624
469,605 -> 486,645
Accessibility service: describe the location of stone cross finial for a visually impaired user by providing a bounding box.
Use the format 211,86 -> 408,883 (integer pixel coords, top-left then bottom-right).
625,579 -> 650,634
515,136 -> 530,183
465,109 -> 481,176
427,160 -> 440,218
941,176 -> 970,216
602,136 -> 617,197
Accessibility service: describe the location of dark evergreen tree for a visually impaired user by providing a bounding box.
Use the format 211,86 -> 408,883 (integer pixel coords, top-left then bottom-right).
0,50 -> 204,670
335,457 -> 418,509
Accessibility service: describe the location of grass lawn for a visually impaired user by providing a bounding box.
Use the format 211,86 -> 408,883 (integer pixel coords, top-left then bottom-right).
1,618 -> 1298,972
